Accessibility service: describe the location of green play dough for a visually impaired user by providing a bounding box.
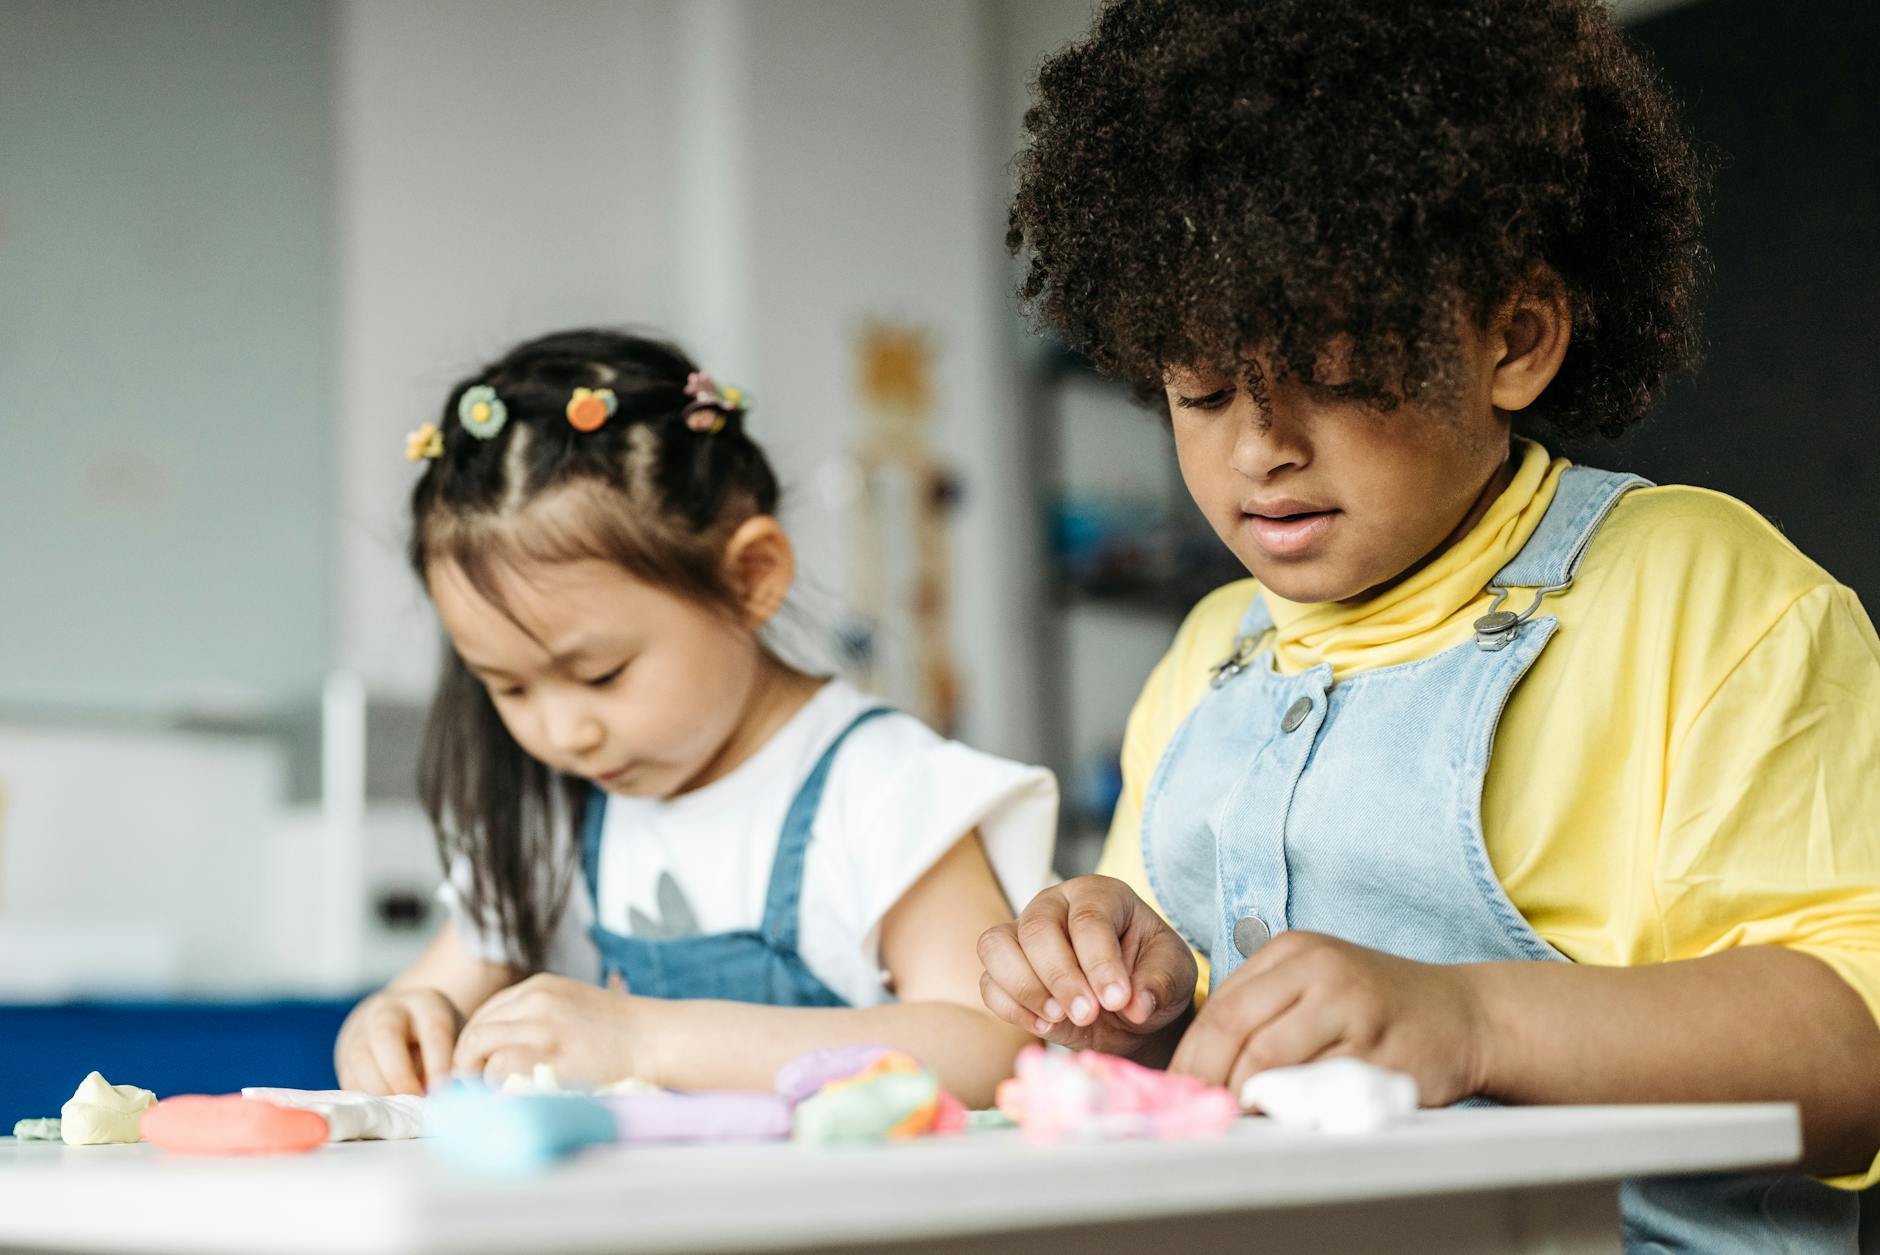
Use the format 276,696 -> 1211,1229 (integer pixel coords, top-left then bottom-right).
12,1118 -> 61,1141
793,1072 -> 939,1145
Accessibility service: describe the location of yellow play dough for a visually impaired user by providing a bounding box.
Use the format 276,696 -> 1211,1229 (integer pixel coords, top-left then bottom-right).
60,1071 -> 156,1145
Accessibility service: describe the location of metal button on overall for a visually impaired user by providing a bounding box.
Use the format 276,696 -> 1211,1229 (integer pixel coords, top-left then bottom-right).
1280,697 -> 1313,733
1233,914 -> 1272,958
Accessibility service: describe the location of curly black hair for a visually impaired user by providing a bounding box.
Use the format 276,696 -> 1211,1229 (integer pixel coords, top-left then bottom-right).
1009,0 -> 1708,438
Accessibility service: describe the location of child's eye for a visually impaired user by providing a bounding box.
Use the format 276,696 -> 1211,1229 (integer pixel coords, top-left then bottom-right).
583,665 -> 625,689
1176,387 -> 1236,411
492,683 -> 525,700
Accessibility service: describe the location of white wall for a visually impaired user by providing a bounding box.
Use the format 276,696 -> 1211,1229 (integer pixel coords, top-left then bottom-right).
332,0 -> 684,699
724,0 -> 1042,758
0,0 -> 333,715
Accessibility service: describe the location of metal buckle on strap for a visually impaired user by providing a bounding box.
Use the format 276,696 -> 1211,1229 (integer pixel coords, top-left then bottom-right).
1209,634 -> 1262,687
1473,579 -> 1572,651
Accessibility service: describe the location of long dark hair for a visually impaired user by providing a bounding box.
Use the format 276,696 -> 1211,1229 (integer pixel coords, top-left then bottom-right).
407,328 -> 780,970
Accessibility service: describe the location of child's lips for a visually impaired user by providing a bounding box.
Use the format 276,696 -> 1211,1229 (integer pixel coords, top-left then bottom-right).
1242,508 -> 1339,557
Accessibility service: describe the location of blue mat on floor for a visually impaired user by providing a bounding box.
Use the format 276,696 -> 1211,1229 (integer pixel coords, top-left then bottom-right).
0,998 -> 361,1126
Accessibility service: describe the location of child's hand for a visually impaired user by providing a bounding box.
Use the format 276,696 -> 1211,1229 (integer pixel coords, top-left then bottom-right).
451,973 -> 656,1088
335,987 -> 465,1096
1170,932 -> 1488,1106
977,875 -> 1197,1059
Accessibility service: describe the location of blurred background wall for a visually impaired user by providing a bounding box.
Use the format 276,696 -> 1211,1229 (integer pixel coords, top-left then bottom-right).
0,0 -> 1873,1006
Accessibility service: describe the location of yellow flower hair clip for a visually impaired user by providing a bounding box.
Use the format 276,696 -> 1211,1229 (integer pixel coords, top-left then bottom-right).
405,422 -> 444,462
566,386 -> 618,433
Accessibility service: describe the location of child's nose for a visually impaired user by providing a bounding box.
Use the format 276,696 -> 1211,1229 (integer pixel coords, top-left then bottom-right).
542,695 -> 606,757
1229,398 -> 1308,481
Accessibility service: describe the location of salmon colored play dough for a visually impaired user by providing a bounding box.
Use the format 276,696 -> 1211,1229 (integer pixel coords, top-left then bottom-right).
141,1096 -> 328,1155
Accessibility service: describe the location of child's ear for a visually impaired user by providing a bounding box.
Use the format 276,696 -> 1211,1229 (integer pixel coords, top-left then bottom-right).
721,516 -> 795,629
1489,267 -> 1573,413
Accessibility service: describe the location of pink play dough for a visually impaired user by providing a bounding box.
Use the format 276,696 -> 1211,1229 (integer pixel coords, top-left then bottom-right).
141,1095 -> 329,1155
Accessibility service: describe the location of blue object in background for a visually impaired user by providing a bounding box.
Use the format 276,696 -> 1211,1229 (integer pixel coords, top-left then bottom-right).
0,999 -> 361,1126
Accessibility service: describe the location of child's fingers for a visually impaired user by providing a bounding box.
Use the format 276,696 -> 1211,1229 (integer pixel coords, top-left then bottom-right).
366,1018 -> 427,1096
1226,1002 -> 1344,1100
336,1040 -> 385,1096
976,923 -> 1057,1022
1064,898 -> 1132,1014
1170,965 -> 1307,1086
979,971 -> 1050,1036
1121,926 -> 1199,1027
409,998 -> 459,1089
480,1047 -> 547,1084
1013,902 -> 1102,1027
451,1016 -> 548,1080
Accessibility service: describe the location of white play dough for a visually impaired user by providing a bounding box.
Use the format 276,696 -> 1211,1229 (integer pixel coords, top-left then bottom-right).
498,1063 -> 582,1096
492,1063 -> 655,1097
60,1072 -> 157,1145
240,1088 -> 427,1141
1240,1059 -> 1419,1134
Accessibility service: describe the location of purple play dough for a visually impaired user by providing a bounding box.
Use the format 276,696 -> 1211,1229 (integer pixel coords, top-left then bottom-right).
772,1044 -> 894,1105
602,1091 -> 793,1143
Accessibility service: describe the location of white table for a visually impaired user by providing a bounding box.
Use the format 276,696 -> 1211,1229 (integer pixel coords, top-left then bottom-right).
0,1105 -> 1799,1255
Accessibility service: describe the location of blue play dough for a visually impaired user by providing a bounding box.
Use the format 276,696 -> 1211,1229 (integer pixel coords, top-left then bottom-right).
426,1083 -> 618,1175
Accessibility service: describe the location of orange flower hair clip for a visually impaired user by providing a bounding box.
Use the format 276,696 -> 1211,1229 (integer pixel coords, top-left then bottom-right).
566,386 -> 618,433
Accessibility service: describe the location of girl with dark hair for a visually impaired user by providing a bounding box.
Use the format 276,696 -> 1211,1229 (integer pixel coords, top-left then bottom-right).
978,1 -> 1880,1249
335,328 -> 1054,1107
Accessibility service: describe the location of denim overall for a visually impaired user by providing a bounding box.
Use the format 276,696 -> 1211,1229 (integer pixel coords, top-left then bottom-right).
579,707 -> 893,1007
1142,467 -> 1857,1253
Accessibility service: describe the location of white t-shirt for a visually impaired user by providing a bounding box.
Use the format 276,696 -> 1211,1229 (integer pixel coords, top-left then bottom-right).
442,680 -> 1058,1007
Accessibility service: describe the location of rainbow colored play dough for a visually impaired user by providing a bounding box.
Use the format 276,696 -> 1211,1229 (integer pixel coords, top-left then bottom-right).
141,1096 -> 329,1155
996,1044 -> 1238,1143
60,1072 -> 157,1145
779,1046 -> 966,1144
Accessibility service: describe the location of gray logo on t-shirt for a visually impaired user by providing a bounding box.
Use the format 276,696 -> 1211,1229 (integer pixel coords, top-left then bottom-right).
628,871 -> 702,939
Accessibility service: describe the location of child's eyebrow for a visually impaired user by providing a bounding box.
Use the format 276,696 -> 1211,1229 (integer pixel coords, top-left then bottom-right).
544,635 -> 628,666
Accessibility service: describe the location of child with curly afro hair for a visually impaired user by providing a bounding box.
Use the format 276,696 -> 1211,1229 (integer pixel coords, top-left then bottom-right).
978,2 -> 1880,1249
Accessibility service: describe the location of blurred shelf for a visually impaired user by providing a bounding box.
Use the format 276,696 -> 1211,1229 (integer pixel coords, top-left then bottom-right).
1049,576 -> 1234,618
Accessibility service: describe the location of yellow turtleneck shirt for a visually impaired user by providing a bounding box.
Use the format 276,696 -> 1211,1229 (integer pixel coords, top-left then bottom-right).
1098,440 -> 1880,1187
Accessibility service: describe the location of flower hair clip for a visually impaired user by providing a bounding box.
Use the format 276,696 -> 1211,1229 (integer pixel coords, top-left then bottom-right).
458,385 -> 508,440
566,386 -> 618,433
405,422 -> 444,462
681,371 -> 748,434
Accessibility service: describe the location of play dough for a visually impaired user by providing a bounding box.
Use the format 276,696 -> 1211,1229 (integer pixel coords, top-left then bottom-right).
995,1045 -> 1238,1143
12,1118 -> 61,1141
601,1090 -> 792,1143
141,1096 -> 328,1155
240,1088 -> 426,1141
781,1046 -> 966,1144
60,1072 -> 156,1145
1240,1059 -> 1418,1134
426,1084 -> 616,1175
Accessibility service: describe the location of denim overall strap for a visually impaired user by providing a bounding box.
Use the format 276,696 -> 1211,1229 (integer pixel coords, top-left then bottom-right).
1493,466 -> 1650,588
757,706 -> 894,950
580,783 -> 606,916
